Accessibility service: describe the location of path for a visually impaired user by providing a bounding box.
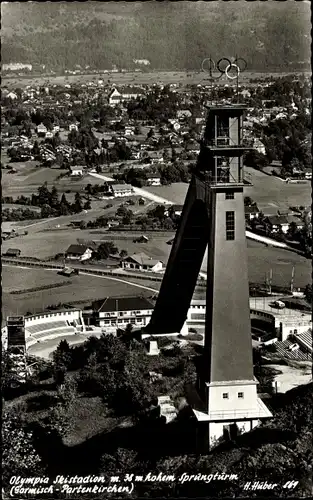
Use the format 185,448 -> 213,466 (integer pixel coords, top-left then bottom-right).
21,216 -> 61,229
264,363 -> 312,393
2,262 -> 158,294
89,172 -> 172,205
89,172 -> 300,251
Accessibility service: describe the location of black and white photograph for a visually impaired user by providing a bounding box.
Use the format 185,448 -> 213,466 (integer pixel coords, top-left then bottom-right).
1,1 -> 312,498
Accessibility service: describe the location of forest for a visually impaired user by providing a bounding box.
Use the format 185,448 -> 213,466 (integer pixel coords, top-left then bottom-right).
2,2 -> 310,71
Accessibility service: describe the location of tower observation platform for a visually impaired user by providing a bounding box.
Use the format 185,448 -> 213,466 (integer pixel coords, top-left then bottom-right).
144,101 -> 272,449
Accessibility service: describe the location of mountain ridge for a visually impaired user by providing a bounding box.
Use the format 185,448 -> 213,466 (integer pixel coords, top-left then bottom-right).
1,2 -> 310,71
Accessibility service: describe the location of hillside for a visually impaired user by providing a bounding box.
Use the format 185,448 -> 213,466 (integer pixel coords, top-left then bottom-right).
1,1 -> 311,71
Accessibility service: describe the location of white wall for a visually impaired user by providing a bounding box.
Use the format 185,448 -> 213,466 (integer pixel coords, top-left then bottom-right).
281,321 -> 312,342
209,419 -> 259,447
25,310 -> 81,327
207,382 -> 259,416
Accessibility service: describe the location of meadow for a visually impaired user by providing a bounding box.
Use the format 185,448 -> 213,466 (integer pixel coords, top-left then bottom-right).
1,164 -> 108,198
1,266 -> 160,320
2,71 -> 301,89
145,167 -> 311,215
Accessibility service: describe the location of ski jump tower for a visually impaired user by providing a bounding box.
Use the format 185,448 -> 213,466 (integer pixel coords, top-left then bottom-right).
144,59 -> 272,448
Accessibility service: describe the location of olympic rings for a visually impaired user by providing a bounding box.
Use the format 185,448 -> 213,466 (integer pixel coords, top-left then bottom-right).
201,58 -> 215,73
201,56 -> 247,80
225,63 -> 240,80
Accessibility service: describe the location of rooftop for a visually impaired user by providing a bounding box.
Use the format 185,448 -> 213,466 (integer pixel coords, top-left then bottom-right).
112,184 -> 134,191
125,252 -> 162,267
92,296 -> 154,313
66,244 -> 91,255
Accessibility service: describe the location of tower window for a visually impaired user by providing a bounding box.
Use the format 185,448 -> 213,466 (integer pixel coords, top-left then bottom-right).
216,115 -> 229,142
222,393 -> 229,399
238,392 -> 244,399
226,211 -> 235,240
225,191 -> 234,200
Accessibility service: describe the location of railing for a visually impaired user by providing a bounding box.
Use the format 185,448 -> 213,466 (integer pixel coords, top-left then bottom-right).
207,407 -> 270,419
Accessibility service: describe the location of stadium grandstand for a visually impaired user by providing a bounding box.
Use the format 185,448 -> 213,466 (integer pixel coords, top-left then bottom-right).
23,309 -> 85,346
294,328 -> 312,353
266,332 -> 312,361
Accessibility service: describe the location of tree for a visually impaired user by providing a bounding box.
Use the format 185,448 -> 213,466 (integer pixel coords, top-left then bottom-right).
2,408 -> 45,488
50,186 -> 59,208
85,183 -> 92,195
244,150 -> 268,170
287,221 -> 298,240
125,323 -> 133,335
120,249 -> 128,258
147,128 -> 154,139
60,192 -> 70,206
72,192 -> 83,213
84,198 -> 91,210
122,211 -> 133,225
52,340 -> 72,382
40,204 -> 54,218
244,196 -> 254,206
32,140 -> 40,157
95,242 -> 114,260
99,448 -> 139,478
304,284 -> 312,304
43,376 -> 79,439
37,182 -> 50,206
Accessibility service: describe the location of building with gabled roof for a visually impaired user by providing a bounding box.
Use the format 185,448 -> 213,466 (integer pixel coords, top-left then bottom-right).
91,296 -> 154,330
121,252 -> 163,272
65,244 -> 93,261
108,87 -> 145,106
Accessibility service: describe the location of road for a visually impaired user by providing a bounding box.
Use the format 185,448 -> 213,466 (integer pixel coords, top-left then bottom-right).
89,172 -> 173,205
89,172 -> 301,251
264,363 -> 312,393
2,262 -> 159,294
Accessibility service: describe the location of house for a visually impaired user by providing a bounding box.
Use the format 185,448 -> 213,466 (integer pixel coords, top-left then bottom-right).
253,138 -> 266,155
5,248 -> 21,257
70,166 -> 84,176
147,174 -> 161,186
186,142 -> 200,154
177,109 -> 192,120
7,92 -> 18,100
147,151 -> 164,163
92,296 -> 155,329
37,123 -> 47,137
2,223 -> 17,240
133,235 -> 149,243
168,119 -> 181,131
195,117 -> 205,125
108,87 -> 145,106
65,244 -> 93,261
107,219 -> 120,228
121,252 -> 163,272
125,127 -> 135,137
165,205 -> 184,217
264,214 -> 304,234
245,204 -> 260,222
69,123 -> 79,132
111,184 -> 134,197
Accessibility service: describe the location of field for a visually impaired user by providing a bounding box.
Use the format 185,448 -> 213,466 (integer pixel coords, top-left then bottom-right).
145,168 -> 311,215
2,71 -> 304,89
1,164 -> 111,198
2,218 -> 311,287
1,266 -> 161,320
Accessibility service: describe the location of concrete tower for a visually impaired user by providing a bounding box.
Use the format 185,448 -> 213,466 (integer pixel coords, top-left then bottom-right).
145,104 -> 272,448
